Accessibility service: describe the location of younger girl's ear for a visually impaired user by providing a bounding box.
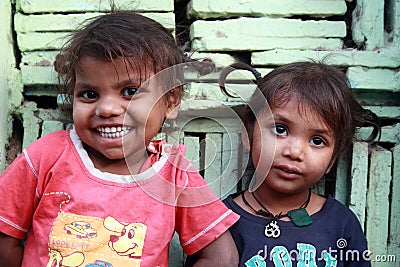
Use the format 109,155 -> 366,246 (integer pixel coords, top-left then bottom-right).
241,125 -> 251,151
165,87 -> 181,120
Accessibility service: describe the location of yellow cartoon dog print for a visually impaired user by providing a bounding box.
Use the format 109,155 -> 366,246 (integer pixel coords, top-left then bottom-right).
46,249 -> 84,267
103,216 -> 147,259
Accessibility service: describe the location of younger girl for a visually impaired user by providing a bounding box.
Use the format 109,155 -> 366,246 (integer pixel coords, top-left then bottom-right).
0,11 -> 239,266
219,61 -> 380,266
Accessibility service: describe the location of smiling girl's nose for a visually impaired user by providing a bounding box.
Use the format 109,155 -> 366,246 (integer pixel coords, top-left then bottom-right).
96,95 -> 125,117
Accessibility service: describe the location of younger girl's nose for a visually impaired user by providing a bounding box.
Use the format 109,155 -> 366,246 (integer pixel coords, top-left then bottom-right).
95,95 -> 125,117
281,138 -> 304,161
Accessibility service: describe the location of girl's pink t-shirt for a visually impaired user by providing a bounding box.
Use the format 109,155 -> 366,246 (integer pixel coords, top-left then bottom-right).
0,129 -> 239,266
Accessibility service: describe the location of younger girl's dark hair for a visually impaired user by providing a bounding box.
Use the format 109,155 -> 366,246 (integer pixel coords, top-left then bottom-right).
54,11 -> 185,98
220,61 -> 380,161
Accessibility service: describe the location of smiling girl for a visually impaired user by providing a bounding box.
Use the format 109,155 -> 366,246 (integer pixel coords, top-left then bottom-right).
0,11 -> 239,267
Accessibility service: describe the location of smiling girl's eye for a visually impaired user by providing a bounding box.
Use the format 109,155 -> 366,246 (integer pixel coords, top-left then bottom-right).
80,91 -> 98,99
123,87 -> 138,97
310,136 -> 326,147
272,124 -> 288,136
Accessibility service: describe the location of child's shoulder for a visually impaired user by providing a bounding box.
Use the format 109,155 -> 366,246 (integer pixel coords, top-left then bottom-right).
324,196 -> 363,224
328,196 -> 351,212
148,140 -> 186,155
148,140 -> 187,160
25,129 -> 71,156
32,129 -> 69,144
169,143 -> 194,168
41,129 -> 70,140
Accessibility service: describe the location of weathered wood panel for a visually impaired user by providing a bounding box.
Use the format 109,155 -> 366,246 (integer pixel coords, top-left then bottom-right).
221,132 -> 240,198
204,133 -> 223,196
365,147 -> 392,263
349,142 -> 369,229
183,136 -> 201,171
334,147 -> 351,205
352,0 -> 385,50
178,117 -> 243,198
388,145 -> 400,258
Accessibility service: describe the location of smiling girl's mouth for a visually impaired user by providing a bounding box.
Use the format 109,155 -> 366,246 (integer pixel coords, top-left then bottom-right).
97,126 -> 131,139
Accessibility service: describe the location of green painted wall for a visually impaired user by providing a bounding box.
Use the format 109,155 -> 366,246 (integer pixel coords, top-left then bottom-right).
1,0 -> 399,266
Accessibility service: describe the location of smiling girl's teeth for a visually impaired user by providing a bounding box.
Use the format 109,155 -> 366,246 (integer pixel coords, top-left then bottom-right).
97,126 -> 130,138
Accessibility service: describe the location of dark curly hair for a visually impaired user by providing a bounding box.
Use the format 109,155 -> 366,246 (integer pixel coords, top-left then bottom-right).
54,11 -> 185,102
220,61 -> 381,162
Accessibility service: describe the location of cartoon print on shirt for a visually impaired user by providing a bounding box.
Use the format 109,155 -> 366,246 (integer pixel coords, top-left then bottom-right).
44,192 -> 147,266
46,249 -> 84,267
64,221 -> 98,239
85,260 -> 113,267
103,216 -> 147,258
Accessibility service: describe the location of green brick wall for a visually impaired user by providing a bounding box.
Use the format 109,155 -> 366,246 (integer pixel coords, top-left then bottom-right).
0,0 -> 399,266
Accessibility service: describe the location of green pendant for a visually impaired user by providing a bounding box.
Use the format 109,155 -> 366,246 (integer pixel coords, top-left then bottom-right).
287,208 -> 313,227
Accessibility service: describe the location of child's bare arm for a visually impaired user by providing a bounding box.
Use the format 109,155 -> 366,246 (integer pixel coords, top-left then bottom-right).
192,230 -> 238,267
0,232 -> 23,267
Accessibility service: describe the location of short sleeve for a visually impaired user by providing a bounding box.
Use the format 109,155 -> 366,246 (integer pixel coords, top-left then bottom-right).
0,150 -> 39,239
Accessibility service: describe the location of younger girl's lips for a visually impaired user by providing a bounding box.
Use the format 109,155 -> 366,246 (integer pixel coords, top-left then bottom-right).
273,165 -> 302,179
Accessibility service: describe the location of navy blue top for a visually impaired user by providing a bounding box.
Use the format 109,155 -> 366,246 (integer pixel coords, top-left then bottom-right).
224,193 -> 371,267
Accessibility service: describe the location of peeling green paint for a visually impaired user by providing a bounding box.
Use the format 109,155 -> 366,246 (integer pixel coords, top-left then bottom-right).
352,0 -> 385,50
0,0 -> 16,171
20,102 -> 40,149
16,0 -> 174,13
1,1 -> 400,265
388,145 -> 400,257
349,142 -> 369,229
251,48 -> 400,68
366,147 -> 392,259
188,0 -> 347,19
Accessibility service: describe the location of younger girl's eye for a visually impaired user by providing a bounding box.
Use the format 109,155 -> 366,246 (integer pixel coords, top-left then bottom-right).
123,87 -> 138,97
310,136 -> 326,147
272,125 -> 288,136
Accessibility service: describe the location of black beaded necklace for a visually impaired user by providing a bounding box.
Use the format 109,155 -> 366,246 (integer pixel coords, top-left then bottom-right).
241,189 -> 313,238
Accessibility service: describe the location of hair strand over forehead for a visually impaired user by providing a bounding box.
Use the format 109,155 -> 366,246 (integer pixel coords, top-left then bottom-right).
54,11 -> 185,97
220,60 -> 381,161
